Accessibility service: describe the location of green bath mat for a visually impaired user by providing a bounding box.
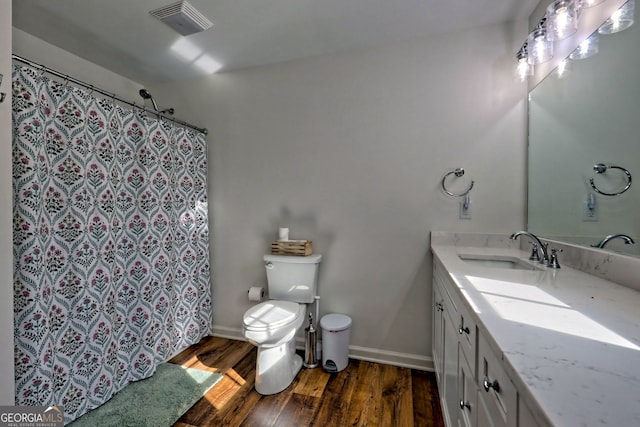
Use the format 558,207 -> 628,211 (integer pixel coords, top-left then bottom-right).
69,363 -> 222,427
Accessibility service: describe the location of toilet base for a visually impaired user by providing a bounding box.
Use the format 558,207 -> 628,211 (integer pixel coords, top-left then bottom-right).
254,337 -> 302,395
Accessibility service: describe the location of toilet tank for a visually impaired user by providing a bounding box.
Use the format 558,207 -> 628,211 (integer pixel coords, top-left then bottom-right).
264,254 -> 322,303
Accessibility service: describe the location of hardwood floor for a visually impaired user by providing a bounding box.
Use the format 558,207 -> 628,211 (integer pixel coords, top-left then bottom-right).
168,336 -> 444,427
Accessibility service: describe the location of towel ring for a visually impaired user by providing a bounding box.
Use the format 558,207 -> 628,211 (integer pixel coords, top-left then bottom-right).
441,168 -> 474,197
589,163 -> 632,196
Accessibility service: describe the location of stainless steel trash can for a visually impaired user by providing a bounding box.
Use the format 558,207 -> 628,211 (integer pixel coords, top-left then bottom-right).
320,313 -> 352,373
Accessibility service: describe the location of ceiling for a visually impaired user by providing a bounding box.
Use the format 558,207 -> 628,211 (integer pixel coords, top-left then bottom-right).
12,0 -> 538,84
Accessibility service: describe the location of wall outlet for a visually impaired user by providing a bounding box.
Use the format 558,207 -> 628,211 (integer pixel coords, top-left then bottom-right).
459,199 -> 472,220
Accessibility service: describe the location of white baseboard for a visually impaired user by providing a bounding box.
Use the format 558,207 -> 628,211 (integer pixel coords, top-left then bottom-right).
211,324 -> 433,372
348,345 -> 433,371
210,325 -> 244,341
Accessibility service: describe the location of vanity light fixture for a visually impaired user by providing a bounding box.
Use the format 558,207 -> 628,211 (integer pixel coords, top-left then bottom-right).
598,0 -> 635,34
514,0 -> 625,77
569,32 -> 600,59
547,0 -> 580,40
528,21 -> 554,64
515,44 -> 534,81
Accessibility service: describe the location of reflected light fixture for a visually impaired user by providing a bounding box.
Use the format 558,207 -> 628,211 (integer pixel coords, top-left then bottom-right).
547,0 -> 579,40
581,0 -> 606,7
569,32 -> 600,59
515,44 -> 534,81
556,59 -> 570,78
528,21 -> 554,64
598,0 -> 635,34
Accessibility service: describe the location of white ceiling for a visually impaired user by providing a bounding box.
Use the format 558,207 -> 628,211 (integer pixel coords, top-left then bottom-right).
12,0 -> 538,84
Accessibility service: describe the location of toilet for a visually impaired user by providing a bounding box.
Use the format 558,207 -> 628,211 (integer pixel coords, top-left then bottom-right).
242,253 -> 322,395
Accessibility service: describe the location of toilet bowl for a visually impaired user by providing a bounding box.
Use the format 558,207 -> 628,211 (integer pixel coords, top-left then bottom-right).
243,300 -> 306,395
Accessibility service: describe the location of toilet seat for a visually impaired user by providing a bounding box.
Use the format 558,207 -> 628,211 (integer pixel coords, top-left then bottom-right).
243,300 -> 303,331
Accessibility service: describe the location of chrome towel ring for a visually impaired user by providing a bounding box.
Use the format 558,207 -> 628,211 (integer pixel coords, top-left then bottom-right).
441,168 -> 474,197
589,163 -> 632,196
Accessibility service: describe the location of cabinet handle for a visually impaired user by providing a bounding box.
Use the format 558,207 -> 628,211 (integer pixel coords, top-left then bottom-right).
483,377 -> 500,393
458,324 -> 470,335
459,400 -> 471,411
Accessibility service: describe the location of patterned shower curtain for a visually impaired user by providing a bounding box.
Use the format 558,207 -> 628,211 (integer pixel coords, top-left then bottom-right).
12,64 -> 212,423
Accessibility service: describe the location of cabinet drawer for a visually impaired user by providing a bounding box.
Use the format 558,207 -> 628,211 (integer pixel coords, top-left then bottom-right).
478,331 -> 517,427
458,348 -> 476,427
457,302 -> 476,379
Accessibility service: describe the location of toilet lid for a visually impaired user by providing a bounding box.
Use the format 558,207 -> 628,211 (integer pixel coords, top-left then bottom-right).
243,300 -> 301,331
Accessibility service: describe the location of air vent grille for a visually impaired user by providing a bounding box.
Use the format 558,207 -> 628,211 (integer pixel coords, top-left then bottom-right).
150,1 -> 213,36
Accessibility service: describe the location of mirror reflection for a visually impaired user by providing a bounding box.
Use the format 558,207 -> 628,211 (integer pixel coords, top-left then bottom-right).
528,1 -> 639,255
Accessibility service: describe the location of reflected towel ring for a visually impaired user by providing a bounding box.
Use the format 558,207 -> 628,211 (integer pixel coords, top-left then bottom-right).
589,163 -> 632,196
441,168 -> 475,197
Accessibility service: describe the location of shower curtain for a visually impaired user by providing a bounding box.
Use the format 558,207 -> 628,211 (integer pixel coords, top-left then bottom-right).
12,64 -> 212,423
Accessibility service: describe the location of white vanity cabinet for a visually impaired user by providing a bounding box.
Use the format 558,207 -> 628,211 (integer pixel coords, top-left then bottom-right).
432,259 -> 462,427
431,232 -> 640,427
433,257 -> 478,427
432,256 -> 523,427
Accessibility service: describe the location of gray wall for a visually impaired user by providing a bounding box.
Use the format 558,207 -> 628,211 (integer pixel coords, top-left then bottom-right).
13,29 -> 143,99
151,21 -> 529,367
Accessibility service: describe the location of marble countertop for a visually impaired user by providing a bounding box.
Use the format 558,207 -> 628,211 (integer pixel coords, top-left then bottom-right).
431,234 -> 640,427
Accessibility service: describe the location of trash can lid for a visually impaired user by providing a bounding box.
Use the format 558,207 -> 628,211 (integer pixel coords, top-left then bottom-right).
320,313 -> 352,331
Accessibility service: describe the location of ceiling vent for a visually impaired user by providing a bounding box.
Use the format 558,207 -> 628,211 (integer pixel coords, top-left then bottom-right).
150,1 -> 213,36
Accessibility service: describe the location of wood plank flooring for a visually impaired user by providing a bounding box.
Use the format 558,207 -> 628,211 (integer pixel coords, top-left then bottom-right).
168,336 -> 444,427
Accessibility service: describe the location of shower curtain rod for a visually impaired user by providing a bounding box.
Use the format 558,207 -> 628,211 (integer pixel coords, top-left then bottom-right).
11,54 -> 208,135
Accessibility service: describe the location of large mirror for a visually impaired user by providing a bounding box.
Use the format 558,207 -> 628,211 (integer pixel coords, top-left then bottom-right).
528,1 -> 639,256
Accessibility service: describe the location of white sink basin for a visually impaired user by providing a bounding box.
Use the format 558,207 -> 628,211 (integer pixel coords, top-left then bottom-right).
458,254 -> 539,271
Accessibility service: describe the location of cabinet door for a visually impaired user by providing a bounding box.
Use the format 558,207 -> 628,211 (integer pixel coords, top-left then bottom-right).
519,397 -> 542,427
477,390 -> 497,427
457,349 -> 476,427
443,299 -> 460,427
433,278 -> 445,387
477,332 -> 517,427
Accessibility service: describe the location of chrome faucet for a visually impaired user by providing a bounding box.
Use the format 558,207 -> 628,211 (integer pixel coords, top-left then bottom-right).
510,231 -> 549,265
591,234 -> 636,249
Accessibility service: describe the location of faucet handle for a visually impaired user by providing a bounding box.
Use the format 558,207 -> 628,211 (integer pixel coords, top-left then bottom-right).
528,242 -> 541,261
540,243 -> 550,265
549,248 -> 563,269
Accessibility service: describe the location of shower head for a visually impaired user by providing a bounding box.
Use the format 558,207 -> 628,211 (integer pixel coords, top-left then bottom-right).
139,88 -> 159,112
